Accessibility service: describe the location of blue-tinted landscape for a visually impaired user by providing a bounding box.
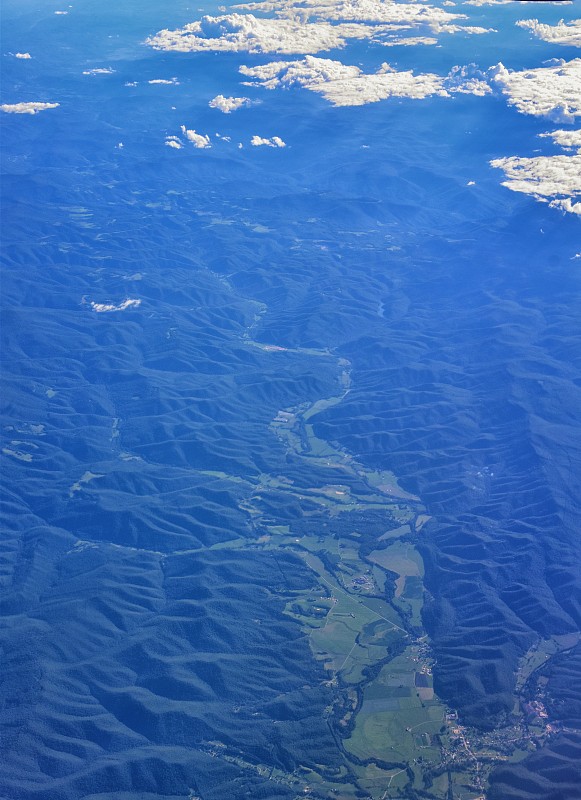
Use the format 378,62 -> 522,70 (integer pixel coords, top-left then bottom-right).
1,1 -> 580,798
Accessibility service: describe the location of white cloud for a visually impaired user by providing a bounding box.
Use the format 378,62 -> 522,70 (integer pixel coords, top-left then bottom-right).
54,10 -> 68,14
540,128 -> 581,150
491,153 -> 581,215
90,299 -> 142,312
241,56 -> 357,90
209,94 -> 251,112
241,56 -> 490,106
381,36 -> 438,47
235,0 -> 466,28
240,57 -> 444,105
488,59 -> 581,122
1,101 -> 59,114
516,18 -> 581,47
148,77 -> 180,84
446,63 -> 491,95
492,111 -> 581,216
14,52 -> 32,59
251,134 -> 286,146
147,13 -> 376,54
82,67 -> 115,75
551,197 -> 581,214
146,1 -> 492,56
166,131 -> 237,148
180,125 -> 212,147
466,0 -> 571,5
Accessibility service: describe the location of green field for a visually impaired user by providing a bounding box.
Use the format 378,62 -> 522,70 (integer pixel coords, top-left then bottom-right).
200,355 -> 507,799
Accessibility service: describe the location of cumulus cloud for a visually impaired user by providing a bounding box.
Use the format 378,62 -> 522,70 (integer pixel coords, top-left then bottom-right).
1,101 -> 59,114
540,128 -> 581,150
552,197 -> 581,214
90,299 -> 142,312
381,36 -> 438,47
146,1 -> 492,56
148,77 -> 180,84
235,0 -> 466,28
14,52 -> 32,59
241,57 -> 443,105
82,67 -> 115,75
251,134 -> 286,146
209,94 -> 251,112
146,13 -> 375,54
467,0 -> 571,5
489,59 -> 581,122
446,63 -> 491,95
166,130 -> 238,148
516,18 -> 581,47
465,0 -> 516,4
180,125 -> 212,148
241,56 -> 491,106
491,153 -> 581,214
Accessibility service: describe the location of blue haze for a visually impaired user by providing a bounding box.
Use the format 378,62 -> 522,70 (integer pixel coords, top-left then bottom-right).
1,1 -> 581,799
